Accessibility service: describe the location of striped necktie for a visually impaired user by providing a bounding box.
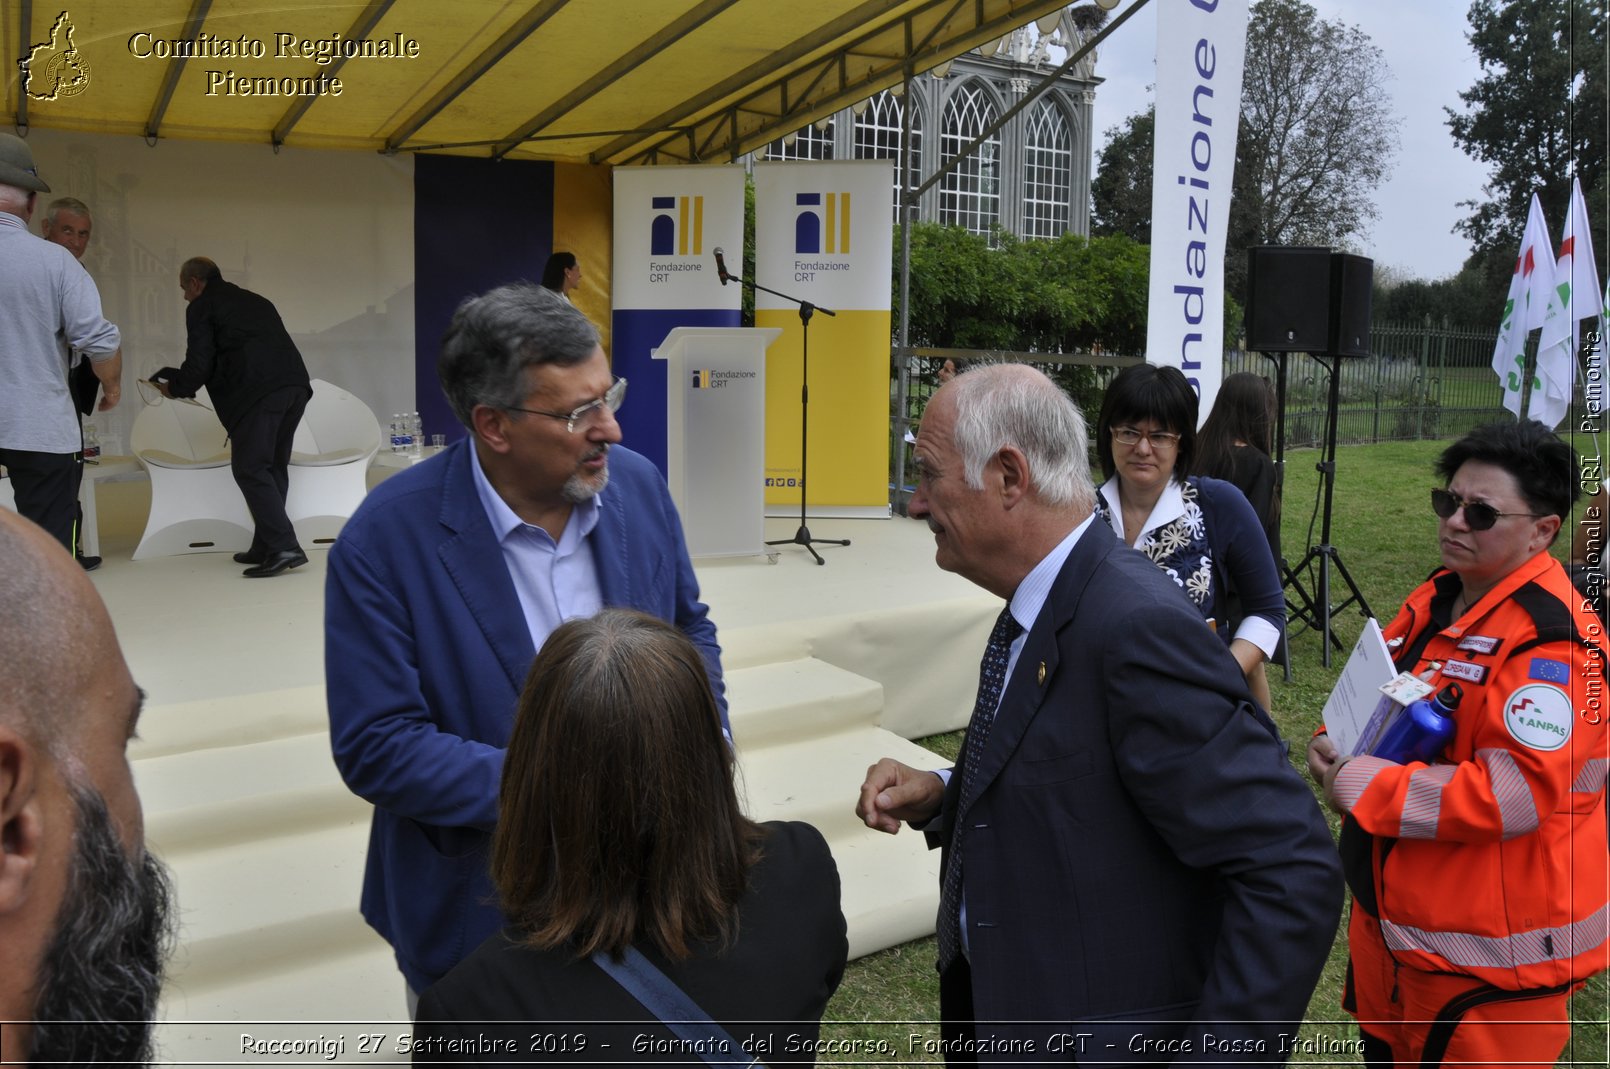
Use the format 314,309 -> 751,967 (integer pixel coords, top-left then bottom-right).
936,605 -> 1023,970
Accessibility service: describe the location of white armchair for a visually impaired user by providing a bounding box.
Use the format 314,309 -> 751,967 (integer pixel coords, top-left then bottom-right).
285,379 -> 381,546
130,388 -> 253,559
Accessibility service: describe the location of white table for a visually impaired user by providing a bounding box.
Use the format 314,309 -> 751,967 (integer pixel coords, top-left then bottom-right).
80,454 -> 144,557
370,445 -> 445,470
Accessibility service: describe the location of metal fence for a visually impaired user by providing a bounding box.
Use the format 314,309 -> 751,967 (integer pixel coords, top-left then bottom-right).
897,319 -> 1514,452
1224,318 -> 1510,447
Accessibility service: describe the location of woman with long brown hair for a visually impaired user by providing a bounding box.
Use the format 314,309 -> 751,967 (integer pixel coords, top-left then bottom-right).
414,609 -> 846,1064
1192,371 -> 1281,561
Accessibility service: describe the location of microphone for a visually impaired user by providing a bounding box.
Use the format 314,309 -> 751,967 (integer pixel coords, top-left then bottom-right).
714,247 -> 729,285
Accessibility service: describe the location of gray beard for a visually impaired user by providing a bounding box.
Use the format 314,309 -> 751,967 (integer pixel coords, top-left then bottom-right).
562,462 -> 610,504
27,783 -> 176,1068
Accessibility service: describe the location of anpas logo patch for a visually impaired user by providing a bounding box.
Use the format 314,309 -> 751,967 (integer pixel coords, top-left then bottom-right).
1503,684 -> 1572,751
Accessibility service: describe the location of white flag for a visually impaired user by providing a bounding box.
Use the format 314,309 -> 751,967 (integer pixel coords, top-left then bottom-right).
1602,273 -> 1610,415
1535,178 -> 1604,428
1492,194 -> 1557,417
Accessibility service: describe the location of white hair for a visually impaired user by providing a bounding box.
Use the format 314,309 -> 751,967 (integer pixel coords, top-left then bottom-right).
948,364 -> 1095,511
45,196 -> 90,224
0,183 -> 33,215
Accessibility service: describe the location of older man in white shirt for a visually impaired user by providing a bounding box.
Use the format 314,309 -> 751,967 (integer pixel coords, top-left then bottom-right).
0,134 -> 121,554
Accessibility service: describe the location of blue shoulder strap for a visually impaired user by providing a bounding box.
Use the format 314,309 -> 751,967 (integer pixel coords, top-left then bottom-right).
591,946 -> 758,1069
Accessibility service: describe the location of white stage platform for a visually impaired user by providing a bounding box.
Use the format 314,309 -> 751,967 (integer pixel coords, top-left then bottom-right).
77,476 -> 999,1060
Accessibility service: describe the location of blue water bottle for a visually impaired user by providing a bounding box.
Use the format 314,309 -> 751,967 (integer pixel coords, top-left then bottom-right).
1372,682 -> 1462,764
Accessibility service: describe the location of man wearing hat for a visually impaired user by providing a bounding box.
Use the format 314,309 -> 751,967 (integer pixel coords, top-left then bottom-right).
0,133 -> 122,555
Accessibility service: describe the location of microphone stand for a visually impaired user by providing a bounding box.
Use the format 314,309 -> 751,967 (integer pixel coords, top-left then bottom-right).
719,260 -> 850,566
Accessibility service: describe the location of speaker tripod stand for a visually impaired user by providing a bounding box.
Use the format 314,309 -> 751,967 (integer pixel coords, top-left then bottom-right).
1283,353 -> 1373,666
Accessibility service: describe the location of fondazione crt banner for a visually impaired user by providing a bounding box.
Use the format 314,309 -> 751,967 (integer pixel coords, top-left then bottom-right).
1145,0 -> 1248,420
611,165 -> 744,473
754,160 -> 893,515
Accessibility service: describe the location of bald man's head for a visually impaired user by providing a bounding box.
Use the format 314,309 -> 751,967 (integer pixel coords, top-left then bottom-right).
0,511 -> 172,1065
0,512 -> 100,751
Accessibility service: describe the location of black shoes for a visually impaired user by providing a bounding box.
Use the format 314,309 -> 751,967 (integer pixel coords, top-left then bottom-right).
234,548 -> 266,565
242,549 -> 308,578
78,555 -> 102,572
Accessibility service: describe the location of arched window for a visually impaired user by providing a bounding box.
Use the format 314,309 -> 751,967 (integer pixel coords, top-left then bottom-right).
1023,100 -> 1072,238
767,118 -> 834,161
852,91 -> 922,212
939,83 -> 1000,237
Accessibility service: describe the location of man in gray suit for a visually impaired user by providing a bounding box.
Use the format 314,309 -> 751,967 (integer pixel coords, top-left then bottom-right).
859,363 -> 1341,1064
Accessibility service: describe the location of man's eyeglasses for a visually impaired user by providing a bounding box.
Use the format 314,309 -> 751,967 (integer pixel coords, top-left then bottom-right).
505,377 -> 627,433
1430,488 -> 1544,531
1110,425 -> 1182,450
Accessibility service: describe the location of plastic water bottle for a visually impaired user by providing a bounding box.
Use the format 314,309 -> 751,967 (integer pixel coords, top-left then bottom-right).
390,414 -> 404,455
408,413 -> 422,458
1373,682 -> 1462,765
82,420 -> 101,460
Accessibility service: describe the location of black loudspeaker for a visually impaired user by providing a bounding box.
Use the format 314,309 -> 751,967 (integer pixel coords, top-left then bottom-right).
1329,253 -> 1374,357
1246,246 -> 1332,352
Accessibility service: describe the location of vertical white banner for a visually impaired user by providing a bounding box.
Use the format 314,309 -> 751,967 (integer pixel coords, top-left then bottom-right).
612,164 -> 745,310
610,164 -> 745,474
754,160 -> 893,514
1145,0 -> 1249,420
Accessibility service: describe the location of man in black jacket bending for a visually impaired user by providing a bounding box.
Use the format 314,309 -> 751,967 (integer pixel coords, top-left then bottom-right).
156,257 -> 312,577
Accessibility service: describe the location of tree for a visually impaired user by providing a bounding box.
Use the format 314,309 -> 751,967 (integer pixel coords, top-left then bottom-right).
1090,107 -> 1262,303
1239,0 -> 1399,248
1090,108 -> 1156,245
897,223 -> 1152,355
1089,0 -> 1398,305
1446,0 -> 1607,305
1373,268 -> 1493,327
894,223 -> 1156,416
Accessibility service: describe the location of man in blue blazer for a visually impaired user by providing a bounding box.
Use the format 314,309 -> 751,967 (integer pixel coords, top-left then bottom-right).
325,284 -> 725,1004
859,364 -> 1341,1063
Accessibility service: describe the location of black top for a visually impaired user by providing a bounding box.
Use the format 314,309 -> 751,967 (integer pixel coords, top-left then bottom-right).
164,279 -> 310,432
412,820 -> 847,1066
1219,443 -> 1280,562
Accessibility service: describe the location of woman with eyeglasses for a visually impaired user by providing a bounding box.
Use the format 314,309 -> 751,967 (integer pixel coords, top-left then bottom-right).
413,609 -> 848,1064
1306,420 -> 1607,1069
1092,362 -> 1284,708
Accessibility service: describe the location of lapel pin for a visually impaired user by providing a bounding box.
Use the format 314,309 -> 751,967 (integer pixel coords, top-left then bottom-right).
1037,661 -> 1046,685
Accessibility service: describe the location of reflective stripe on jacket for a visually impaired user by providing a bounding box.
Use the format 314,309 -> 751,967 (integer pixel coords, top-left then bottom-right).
1332,553 -> 1610,990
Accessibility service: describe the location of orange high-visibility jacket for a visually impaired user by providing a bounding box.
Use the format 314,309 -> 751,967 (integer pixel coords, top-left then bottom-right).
1330,552 -> 1610,991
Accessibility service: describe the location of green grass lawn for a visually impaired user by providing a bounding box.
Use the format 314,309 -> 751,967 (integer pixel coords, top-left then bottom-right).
824,439 -> 1609,1065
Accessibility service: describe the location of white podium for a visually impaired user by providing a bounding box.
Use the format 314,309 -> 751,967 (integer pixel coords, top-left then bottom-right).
653,326 -> 779,558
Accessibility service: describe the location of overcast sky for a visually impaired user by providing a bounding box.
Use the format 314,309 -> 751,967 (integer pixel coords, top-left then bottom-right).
1085,0 -> 1491,282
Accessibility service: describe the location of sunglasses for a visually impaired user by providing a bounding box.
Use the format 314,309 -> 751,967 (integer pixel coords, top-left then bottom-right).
1430,488 -> 1545,531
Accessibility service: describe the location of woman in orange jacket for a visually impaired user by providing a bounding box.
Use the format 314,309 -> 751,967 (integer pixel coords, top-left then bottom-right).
1308,420 -> 1608,1068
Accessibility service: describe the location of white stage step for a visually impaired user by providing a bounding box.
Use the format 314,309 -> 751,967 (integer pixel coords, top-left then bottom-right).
728,654 -> 886,745
141,655 -> 947,1055
138,729 -> 361,856
132,685 -> 328,760
738,719 -> 947,958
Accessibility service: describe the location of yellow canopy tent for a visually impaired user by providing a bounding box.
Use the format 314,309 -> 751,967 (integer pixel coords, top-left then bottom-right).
7,0 -> 1075,165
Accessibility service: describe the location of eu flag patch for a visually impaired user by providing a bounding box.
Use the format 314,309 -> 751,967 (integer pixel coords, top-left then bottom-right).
1528,658 -> 1570,684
